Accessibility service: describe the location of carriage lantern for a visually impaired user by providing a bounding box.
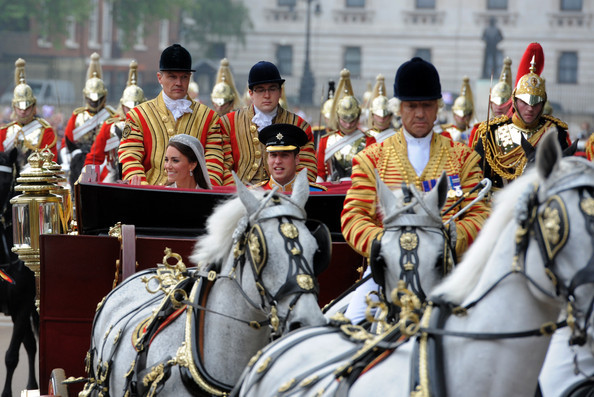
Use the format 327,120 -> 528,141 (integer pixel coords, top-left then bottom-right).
10,149 -> 66,307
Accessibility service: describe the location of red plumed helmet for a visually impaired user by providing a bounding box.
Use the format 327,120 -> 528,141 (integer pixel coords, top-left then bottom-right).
514,42 -> 544,89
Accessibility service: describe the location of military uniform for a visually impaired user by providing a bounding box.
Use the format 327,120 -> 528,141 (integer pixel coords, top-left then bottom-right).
118,93 -> 223,186
219,105 -> 316,186
84,114 -> 124,182
341,130 -> 489,258
316,130 -> 374,182
254,178 -> 327,192
0,117 -> 57,162
366,74 -> 396,144
586,133 -> 594,161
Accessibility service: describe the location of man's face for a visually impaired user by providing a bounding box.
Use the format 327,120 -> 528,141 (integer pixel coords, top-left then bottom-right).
14,104 -> 35,125
516,99 -> 543,125
338,116 -> 359,135
373,114 -> 392,131
400,100 -> 439,138
453,114 -> 471,130
249,83 -> 281,113
158,71 -> 191,100
213,100 -> 234,116
267,150 -> 299,186
490,101 -> 511,117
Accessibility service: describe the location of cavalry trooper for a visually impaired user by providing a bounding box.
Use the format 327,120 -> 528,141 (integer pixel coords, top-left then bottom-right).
341,57 -> 490,324
84,60 -> 146,182
472,42 -> 571,191
0,58 -> 57,170
366,74 -> 396,144
440,76 -> 474,144
61,53 -> 116,171
210,58 -> 241,116
218,60 -> 317,185
316,69 -> 374,183
254,123 -> 327,192
468,57 -> 513,148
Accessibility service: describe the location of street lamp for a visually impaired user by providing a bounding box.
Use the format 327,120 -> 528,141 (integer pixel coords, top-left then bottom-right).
298,0 -> 321,106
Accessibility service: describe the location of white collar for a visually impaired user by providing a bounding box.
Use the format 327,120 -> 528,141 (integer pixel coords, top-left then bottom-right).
402,128 -> 433,176
252,106 -> 278,131
162,92 -> 193,121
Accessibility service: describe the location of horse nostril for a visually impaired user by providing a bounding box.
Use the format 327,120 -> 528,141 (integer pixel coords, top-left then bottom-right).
288,322 -> 303,332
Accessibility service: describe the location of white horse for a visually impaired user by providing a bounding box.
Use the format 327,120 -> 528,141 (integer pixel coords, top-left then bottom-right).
231,171 -> 460,396
79,170 -> 327,397
234,132 -> 594,397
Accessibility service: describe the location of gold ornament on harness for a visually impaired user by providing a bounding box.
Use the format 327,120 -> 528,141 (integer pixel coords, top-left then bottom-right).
297,274 -> 314,290
141,248 -> 188,295
400,232 -> 418,251
541,206 -> 561,245
581,197 -> 594,216
281,222 -> 299,239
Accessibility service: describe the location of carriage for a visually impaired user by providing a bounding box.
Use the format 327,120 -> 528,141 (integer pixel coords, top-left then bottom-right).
10,167 -> 364,396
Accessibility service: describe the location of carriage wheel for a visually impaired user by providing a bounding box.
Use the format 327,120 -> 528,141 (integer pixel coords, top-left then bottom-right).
48,368 -> 69,397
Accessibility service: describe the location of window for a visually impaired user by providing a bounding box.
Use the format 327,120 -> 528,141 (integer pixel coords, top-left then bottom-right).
276,45 -> 293,76
346,0 -> 365,7
561,0 -> 582,11
558,52 -> 578,84
416,0 -> 435,9
65,16 -> 79,48
344,46 -> 362,78
88,0 -> 99,48
487,0 -> 507,10
414,48 -> 432,63
159,19 -> 169,50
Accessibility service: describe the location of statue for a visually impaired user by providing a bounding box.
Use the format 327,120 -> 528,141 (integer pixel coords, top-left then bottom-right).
482,17 -> 503,79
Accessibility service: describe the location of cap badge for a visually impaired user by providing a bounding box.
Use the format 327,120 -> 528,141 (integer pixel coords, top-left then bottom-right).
276,133 -> 284,140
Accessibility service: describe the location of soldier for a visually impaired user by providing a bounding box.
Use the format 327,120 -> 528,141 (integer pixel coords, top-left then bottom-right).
218,61 -> 317,185
316,69 -> 374,182
366,74 -> 396,144
118,44 -> 224,186
84,60 -> 146,182
472,42 -> 571,191
210,58 -> 241,116
586,133 -> 594,161
0,58 -> 57,170
61,53 -> 116,171
254,123 -> 327,192
341,57 -> 490,323
441,76 -> 474,143
468,57 -> 513,148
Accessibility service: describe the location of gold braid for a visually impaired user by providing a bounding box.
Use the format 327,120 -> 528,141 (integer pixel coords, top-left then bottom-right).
481,123 -> 527,181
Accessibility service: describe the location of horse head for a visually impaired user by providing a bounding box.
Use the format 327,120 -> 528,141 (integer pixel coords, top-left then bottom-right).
369,171 -> 454,305
192,169 -> 326,339
65,136 -> 91,190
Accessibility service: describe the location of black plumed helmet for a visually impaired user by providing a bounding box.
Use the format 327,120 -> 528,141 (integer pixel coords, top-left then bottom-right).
248,61 -> 285,89
394,57 -> 442,101
159,44 -> 195,72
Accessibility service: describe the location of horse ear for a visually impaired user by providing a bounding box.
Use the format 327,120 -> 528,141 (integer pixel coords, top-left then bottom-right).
375,169 -> 398,218
65,136 -> 78,153
8,147 -> 18,164
233,171 -> 260,215
536,131 -> 562,180
425,171 -> 448,211
290,169 -> 310,208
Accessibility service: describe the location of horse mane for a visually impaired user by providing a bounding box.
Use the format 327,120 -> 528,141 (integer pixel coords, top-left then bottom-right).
430,168 -> 541,304
190,190 -> 267,267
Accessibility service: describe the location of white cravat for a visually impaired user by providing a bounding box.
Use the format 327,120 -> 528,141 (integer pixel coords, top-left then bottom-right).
403,128 -> 433,176
252,106 -> 278,131
162,91 -> 193,121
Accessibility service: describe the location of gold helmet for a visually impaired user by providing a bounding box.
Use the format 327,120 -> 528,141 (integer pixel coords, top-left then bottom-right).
12,58 -> 36,110
83,52 -> 107,102
279,84 -> 288,109
321,80 -> 336,121
329,69 -> 360,130
188,80 -> 199,97
369,74 -> 392,119
361,81 -> 373,109
452,76 -> 474,118
513,42 -> 546,106
211,58 -> 240,108
490,57 -> 512,105
120,60 -> 146,109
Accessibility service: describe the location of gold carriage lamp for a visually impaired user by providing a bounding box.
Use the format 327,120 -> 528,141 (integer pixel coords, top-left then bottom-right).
10,149 -> 66,306
40,146 -> 73,231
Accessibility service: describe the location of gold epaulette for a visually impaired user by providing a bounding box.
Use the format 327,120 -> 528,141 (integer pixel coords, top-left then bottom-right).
362,129 -> 373,138
542,114 -> 568,130
321,129 -> 338,139
489,114 -> 510,126
312,125 -> 326,132
35,117 -> 52,128
72,107 -> 88,115
250,180 -> 268,189
309,182 -> 328,191
105,114 -> 125,125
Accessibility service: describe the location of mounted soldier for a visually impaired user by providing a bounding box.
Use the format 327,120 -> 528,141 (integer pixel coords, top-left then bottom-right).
366,74 -> 396,144
210,58 -> 241,116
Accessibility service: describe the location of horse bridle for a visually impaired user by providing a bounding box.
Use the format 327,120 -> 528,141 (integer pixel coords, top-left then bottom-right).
192,194 -> 325,339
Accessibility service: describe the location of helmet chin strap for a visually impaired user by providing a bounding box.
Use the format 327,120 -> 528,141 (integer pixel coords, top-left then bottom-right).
512,98 -> 545,130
